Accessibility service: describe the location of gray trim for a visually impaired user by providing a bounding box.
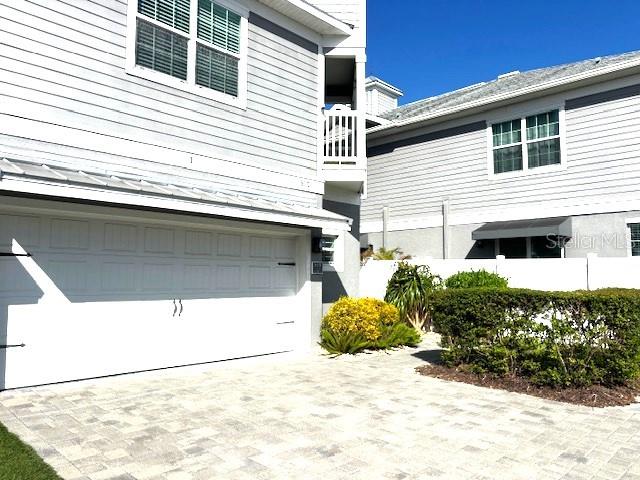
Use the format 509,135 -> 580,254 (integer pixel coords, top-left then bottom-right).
323,199 -> 359,238
248,13 -> 318,54
368,121 -> 487,157
565,83 -> 640,110
472,217 -> 573,240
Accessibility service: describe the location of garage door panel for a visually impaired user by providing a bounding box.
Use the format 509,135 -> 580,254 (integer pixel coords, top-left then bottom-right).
182,264 -> 212,291
249,236 -> 272,258
0,258 -> 43,296
217,264 -> 242,290
274,237 -> 296,260
48,258 -> 89,292
0,209 -> 306,390
144,227 -> 175,254
4,295 -> 299,388
101,261 -> 138,292
104,223 -> 138,252
184,230 -> 213,256
0,214 -> 41,248
249,265 -> 272,289
217,233 -> 242,257
142,263 -> 175,291
50,218 -> 90,250
274,266 -> 296,291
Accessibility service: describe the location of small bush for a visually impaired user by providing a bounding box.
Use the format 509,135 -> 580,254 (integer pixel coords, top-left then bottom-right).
445,269 -> 508,289
432,288 -> 640,387
372,247 -> 411,260
384,262 -> 442,331
320,297 -> 419,354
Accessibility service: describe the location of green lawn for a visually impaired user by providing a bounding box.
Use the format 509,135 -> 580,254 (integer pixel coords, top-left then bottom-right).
0,422 -> 61,480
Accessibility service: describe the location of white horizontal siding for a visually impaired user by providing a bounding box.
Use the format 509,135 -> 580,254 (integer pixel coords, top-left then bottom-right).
363,78 -> 640,229
0,133 -> 319,206
0,0 -> 321,202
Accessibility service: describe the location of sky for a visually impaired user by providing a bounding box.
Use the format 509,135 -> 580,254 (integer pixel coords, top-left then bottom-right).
366,0 -> 640,105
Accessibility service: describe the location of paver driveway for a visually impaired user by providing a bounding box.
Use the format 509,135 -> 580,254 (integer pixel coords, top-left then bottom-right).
1,337 -> 640,480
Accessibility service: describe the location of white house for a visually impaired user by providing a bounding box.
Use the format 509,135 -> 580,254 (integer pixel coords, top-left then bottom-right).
362,51 -> 640,260
0,0 -> 366,389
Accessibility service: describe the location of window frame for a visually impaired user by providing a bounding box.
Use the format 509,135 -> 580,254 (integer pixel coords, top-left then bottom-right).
487,106 -> 567,179
626,219 -> 640,257
125,0 -> 249,109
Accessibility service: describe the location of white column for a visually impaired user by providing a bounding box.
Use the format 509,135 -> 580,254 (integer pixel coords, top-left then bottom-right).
355,59 -> 366,166
382,206 -> 390,249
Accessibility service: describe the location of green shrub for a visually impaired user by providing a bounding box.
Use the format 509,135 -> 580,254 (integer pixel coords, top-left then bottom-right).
320,329 -> 369,355
384,262 -> 442,331
432,288 -> 640,387
372,247 -> 410,260
445,269 -> 508,289
320,297 -> 419,354
375,322 -> 422,349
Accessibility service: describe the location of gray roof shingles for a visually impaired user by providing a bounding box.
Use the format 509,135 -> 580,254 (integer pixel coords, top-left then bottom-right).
380,50 -> 640,122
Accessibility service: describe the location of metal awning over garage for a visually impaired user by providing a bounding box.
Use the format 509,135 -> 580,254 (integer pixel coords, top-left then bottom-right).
0,158 -> 351,231
472,217 -> 573,240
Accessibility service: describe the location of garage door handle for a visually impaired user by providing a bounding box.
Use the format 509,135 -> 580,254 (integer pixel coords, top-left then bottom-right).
172,299 -> 177,317
278,262 -> 296,266
0,344 -> 25,349
178,299 -> 183,316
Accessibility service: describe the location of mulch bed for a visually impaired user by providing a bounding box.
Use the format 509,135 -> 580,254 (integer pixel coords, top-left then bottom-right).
416,363 -> 640,408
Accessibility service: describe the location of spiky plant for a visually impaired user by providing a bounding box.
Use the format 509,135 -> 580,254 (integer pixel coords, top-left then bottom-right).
372,247 -> 402,260
384,262 -> 443,331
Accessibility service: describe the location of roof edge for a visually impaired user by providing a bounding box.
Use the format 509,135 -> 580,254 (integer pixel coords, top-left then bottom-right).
365,76 -> 404,97
258,0 -> 353,35
369,56 -> 640,137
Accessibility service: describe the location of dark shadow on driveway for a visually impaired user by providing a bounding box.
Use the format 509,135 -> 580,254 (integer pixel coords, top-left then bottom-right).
411,348 -> 445,365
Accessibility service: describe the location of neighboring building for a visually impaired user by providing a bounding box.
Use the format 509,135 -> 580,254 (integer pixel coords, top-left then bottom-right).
0,0 -> 366,389
362,51 -> 640,260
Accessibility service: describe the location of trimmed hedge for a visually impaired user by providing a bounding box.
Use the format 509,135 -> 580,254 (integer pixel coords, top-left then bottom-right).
444,269 -> 508,289
432,288 -> 640,387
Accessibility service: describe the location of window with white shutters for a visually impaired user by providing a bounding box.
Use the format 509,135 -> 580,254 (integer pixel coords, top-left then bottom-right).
130,0 -> 246,104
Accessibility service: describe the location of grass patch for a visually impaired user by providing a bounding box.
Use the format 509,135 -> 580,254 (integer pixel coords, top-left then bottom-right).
0,422 -> 61,480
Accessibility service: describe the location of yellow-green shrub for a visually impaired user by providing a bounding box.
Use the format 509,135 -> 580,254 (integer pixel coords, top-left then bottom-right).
321,297 -> 420,354
323,297 -> 395,341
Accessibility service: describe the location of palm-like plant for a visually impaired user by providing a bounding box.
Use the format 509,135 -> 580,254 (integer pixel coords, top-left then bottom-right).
372,247 -> 402,260
384,262 -> 442,331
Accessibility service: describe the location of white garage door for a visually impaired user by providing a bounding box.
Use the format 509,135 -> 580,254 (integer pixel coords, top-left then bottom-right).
0,206 -> 307,389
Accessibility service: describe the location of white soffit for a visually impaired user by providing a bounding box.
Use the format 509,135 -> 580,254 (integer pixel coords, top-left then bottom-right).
0,158 -> 351,231
257,0 -> 353,35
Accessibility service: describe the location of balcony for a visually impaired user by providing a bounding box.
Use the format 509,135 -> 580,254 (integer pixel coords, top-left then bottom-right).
321,107 -> 366,186
321,56 -> 366,189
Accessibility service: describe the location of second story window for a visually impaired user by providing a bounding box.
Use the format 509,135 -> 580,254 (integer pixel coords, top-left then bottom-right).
129,0 -> 246,106
490,109 -> 563,176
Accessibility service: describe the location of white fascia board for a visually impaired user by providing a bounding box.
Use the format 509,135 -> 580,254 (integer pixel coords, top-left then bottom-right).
0,177 -> 351,232
257,0 -> 353,35
368,59 -> 640,138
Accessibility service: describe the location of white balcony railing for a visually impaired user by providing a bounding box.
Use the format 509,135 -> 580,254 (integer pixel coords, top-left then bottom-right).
322,108 -> 363,167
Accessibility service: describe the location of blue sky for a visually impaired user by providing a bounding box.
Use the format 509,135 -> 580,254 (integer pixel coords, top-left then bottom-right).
367,0 -> 640,105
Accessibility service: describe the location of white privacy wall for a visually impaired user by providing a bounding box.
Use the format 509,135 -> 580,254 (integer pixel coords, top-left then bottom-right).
359,256 -> 640,299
